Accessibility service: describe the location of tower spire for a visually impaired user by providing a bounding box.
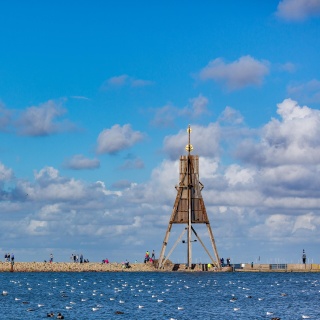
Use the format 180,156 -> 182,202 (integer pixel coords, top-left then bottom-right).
185,124 -> 193,154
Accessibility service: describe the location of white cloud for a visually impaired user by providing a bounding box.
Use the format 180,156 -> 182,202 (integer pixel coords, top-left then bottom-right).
163,123 -> 220,159
276,0 -> 320,21
26,220 -> 48,236
287,79 -> 320,103
131,79 -> 154,87
64,154 -> 100,170
219,106 -> 244,124
199,55 -> 269,90
17,100 -> 75,136
70,96 -> 90,100
0,162 -> 13,182
186,94 -> 210,117
225,164 -> 255,186
101,74 -> 154,90
119,158 -> 144,170
31,167 -> 86,200
150,95 -> 210,128
293,213 -> 316,232
237,98 -> 320,166
4,99 -> 320,263
106,74 -> 129,87
96,124 -> 144,154
278,62 -> 296,73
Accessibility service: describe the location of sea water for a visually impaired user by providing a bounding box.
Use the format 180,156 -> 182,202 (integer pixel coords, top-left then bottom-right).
0,271 -> 319,319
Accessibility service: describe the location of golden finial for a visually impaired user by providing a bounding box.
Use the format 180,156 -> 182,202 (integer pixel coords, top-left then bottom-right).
185,124 -> 193,153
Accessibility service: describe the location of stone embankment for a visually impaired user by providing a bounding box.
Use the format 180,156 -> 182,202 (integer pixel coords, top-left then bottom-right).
236,263 -> 320,272
0,262 -> 158,272
0,262 -> 231,272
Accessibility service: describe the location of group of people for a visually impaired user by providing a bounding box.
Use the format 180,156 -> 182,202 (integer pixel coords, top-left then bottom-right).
144,250 -> 155,263
71,253 -> 89,263
4,253 -> 14,263
220,257 -> 231,266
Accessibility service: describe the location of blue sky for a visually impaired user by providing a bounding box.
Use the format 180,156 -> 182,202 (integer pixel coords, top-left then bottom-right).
1,0 -> 320,264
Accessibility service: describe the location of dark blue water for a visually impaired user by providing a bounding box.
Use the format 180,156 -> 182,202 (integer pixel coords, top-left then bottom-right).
0,272 -> 319,319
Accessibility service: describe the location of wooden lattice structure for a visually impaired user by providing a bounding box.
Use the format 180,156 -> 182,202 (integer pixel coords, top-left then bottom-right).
158,125 -> 221,269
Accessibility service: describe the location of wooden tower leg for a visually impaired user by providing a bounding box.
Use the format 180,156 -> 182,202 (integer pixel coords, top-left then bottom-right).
160,227 -> 187,267
191,226 -> 218,267
206,223 -> 221,269
158,223 -> 172,268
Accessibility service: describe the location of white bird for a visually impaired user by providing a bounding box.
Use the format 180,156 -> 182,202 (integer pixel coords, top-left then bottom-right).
302,316 -> 310,319
2,291 -> 8,296
119,300 -> 125,303
38,304 -> 44,307
157,299 -> 163,302
178,307 -> 184,310
138,305 -> 144,308
92,307 -> 99,311
266,312 -> 273,315
65,306 -> 72,309
110,298 -> 115,301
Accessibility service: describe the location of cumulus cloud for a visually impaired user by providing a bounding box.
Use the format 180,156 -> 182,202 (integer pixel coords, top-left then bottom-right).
119,158 -> 144,170
111,179 -> 134,190
64,155 -> 100,170
96,124 -> 144,154
236,99 -> 320,166
183,94 -> 210,117
101,74 -> 154,90
219,106 -> 244,124
287,79 -> 320,103
4,99 -> 320,263
0,162 -> 14,182
276,0 -> 320,21
150,95 -> 210,128
16,100 -> 75,136
198,55 -> 270,90
163,123 -> 220,159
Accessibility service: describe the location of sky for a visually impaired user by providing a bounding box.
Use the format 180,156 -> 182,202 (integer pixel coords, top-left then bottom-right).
1,0 -> 320,264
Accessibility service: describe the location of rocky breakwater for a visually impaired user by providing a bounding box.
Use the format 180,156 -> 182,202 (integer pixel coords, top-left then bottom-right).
0,262 -> 158,272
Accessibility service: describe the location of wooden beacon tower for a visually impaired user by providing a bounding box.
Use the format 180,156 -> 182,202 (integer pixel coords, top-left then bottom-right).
158,125 -> 221,269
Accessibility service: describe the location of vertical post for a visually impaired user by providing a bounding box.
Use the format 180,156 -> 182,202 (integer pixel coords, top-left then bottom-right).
187,125 -> 192,268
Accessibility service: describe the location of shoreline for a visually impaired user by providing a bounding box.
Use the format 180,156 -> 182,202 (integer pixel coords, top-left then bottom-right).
1,262 -> 319,273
